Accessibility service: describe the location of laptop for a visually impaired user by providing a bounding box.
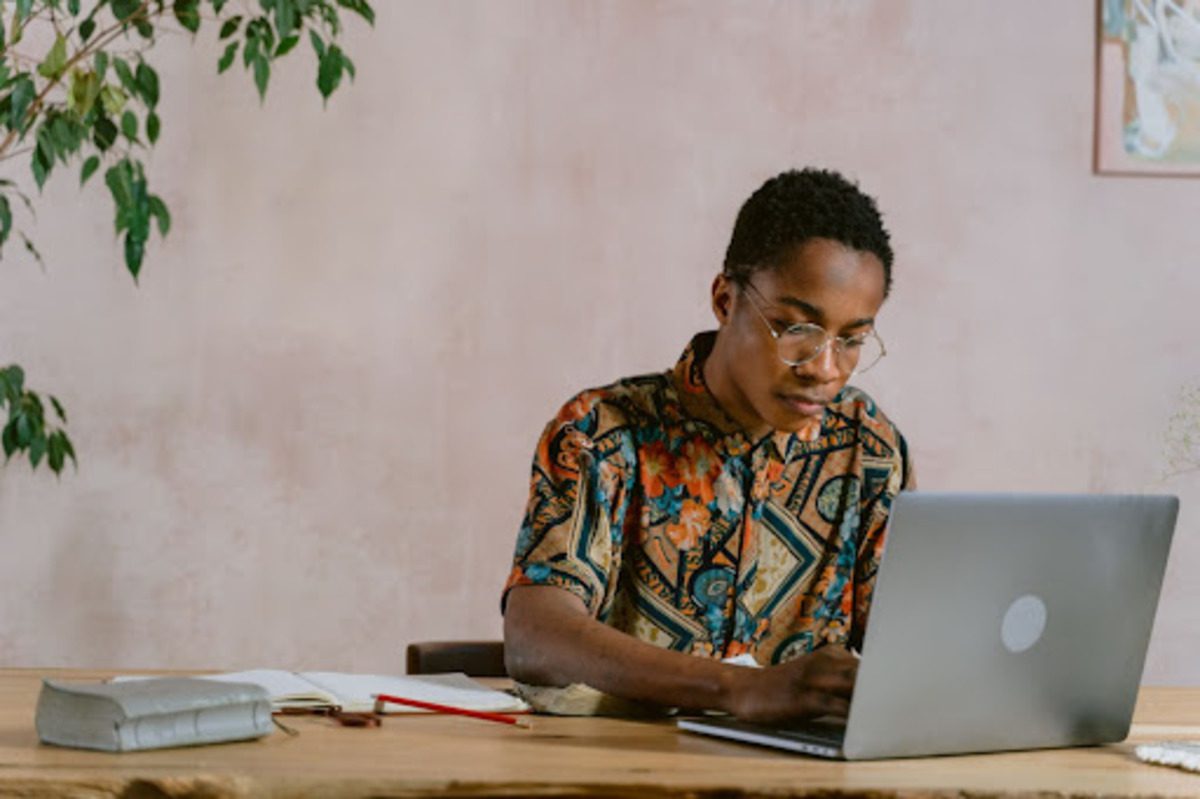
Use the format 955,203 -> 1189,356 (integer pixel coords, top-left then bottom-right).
678,492 -> 1179,760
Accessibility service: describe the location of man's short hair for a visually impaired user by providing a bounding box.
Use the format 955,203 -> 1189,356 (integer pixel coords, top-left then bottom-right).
722,168 -> 894,297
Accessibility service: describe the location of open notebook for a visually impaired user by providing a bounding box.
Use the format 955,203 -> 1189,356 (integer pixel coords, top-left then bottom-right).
117,670 -> 528,714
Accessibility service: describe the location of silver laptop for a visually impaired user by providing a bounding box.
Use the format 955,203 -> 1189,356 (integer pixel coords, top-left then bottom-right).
678,492 -> 1179,760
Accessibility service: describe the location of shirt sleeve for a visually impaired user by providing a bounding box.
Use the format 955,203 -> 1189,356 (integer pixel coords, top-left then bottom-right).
850,431 -> 915,650
501,394 -> 626,618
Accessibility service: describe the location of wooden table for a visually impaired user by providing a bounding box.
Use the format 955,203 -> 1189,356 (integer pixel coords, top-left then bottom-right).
2,670 -> 1199,797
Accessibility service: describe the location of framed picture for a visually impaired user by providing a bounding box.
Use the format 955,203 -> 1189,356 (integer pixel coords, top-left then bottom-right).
1095,0 -> 1200,176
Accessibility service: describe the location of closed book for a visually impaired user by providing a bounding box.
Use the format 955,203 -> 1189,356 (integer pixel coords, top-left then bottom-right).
36,677 -> 273,752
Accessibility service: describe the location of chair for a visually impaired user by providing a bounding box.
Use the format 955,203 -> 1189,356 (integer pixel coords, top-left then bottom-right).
405,640 -> 507,677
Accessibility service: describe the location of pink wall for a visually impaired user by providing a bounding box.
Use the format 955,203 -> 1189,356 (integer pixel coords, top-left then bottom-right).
1,2 -> 1197,682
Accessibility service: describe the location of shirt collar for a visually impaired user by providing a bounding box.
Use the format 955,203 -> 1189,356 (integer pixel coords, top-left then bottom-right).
670,332 -> 822,456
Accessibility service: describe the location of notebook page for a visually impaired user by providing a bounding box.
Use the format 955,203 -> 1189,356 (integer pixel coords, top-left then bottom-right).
195,670 -> 338,710
1135,741 -> 1200,773
299,671 -> 529,714
112,670 -> 338,710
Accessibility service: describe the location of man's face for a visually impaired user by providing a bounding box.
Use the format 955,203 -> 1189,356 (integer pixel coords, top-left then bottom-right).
709,237 -> 888,434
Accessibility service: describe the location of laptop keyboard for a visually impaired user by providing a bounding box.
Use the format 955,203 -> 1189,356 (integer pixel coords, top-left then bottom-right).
693,716 -> 847,747
765,718 -> 846,747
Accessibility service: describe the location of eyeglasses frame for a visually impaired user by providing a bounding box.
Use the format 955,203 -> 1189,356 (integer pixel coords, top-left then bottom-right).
738,280 -> 887,376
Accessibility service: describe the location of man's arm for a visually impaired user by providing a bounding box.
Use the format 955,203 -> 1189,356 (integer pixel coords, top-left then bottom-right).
504,584 -> 857,723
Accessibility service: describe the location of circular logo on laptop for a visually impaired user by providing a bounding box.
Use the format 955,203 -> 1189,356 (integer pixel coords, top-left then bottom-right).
1001,594 -> 1047,653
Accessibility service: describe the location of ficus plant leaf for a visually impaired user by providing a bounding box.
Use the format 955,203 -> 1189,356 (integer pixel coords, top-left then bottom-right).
80,154 -> 100,185
0,0 -> 375,474
37,35 -> 69,80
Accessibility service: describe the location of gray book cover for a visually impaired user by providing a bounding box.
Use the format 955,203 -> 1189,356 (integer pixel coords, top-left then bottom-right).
36,677 -> 274,752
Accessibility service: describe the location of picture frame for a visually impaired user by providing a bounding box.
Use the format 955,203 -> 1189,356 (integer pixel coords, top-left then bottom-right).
1094,0 -> 1200,176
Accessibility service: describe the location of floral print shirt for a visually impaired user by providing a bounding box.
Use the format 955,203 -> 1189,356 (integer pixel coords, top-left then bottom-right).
503,332 -> 915,664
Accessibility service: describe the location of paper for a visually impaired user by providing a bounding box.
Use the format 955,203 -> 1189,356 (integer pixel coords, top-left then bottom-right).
299,671 -> 528,713
1135,740 -> 1200,773
116,670 -> 528,714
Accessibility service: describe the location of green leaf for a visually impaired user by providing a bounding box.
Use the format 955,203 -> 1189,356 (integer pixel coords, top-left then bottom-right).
123,232 -> 145,279
250,16 -> 276,51
173,0 -> 201,33
243,35 -> 259,68
29,433 -> 46,468
146,111 -> 160,143
136,62 -> 159,108
148,194 -> 170,236
79,17 -> 96,41
274,0 -> 296,40
49,395 -> 67,423
15,413 -> 32,447
2,421 -> 16,459
8,75 -> 35,132
112,0 -> 141,21
275,34 -> 299,57
99,84 -> 127,117
318,2 -> 341,36
47,430 -> 64,473
22,391 -> 44,417
213,0 -> 229,12
219,15 -> 242,39
317,45 -> 344,100
309,30 -> 325,58
253,54 -> 270,100
93,114 -> 118,150
94,51 -> 109,80
48,114 -> 81,163
67,69 -> 103,116
335,0 -> 374,26
121,109 -> 138,141
217,41 -> 238,73
2,365 -> 24,398
37,34 -> 69,80
243,27 -> 267,69
15,0 -> 33,24
36,123 -> 55,164
135,19 -> 154,39
104,161 -> 134,225
20,233 -> 43,267
108,157 -> 152,277
31,147 -> 50,191
131,176 -> 150,241
80,155 -> 100,186
113,58 -> 138,97
0,195 -> 10,248
68,0 -> 81,14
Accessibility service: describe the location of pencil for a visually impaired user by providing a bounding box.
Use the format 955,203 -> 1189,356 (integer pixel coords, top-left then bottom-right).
372,693 -> 530,728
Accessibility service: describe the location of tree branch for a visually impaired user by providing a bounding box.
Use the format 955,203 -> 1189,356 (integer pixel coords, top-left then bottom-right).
0,1 -> 162,160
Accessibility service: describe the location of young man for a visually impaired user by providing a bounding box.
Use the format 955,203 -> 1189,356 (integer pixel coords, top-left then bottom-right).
502,168 -> 914,723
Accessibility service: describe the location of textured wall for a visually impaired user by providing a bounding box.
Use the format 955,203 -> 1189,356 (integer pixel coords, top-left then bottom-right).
1,1 -> 1197,681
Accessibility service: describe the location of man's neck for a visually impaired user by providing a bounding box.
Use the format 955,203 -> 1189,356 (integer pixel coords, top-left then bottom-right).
701,333 -> 772,440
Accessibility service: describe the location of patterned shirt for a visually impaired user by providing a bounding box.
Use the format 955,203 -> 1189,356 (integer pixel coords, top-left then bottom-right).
503,332 -> 914,664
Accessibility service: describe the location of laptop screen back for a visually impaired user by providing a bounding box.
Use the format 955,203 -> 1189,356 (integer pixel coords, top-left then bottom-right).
843,492 -> 1178,760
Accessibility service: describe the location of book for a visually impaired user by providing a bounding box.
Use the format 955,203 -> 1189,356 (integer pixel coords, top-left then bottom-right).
116,670 -> 529,715
36,677 -> 274,752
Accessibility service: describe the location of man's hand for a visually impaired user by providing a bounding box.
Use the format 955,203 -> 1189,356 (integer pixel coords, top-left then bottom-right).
505,585 -> 859,723
724,647 -> 858,723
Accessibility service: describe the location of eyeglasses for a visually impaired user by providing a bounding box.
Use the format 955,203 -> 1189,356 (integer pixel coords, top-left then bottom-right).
740,281 -> 886,375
